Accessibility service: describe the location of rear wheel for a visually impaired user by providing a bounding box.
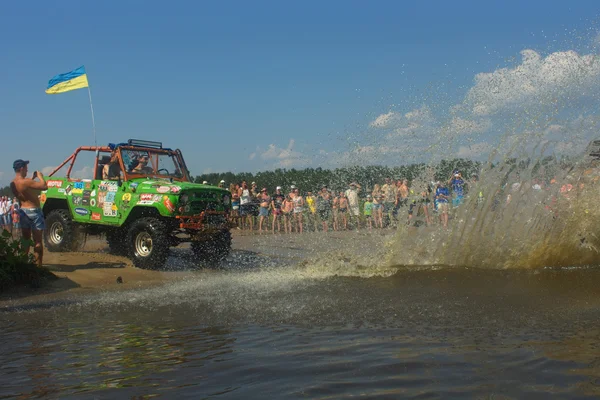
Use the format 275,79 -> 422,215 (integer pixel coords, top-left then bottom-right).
126,217 -> 169,269
44,209 -> 83,252
191,230 -> 232,267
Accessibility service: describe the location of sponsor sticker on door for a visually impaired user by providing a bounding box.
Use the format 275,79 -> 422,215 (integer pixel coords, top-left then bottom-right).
47,180 -> 63,188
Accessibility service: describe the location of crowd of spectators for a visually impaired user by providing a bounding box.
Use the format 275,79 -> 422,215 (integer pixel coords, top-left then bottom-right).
0,196 -> 21,237
216,170 -> 478,233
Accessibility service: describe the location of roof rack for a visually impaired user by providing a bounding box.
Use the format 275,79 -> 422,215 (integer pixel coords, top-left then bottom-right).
128,139 -> 163,149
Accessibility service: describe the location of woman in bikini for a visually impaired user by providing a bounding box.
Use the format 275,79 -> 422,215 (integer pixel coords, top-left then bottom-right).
258,188 -> 271,234
230,183 -> 240,228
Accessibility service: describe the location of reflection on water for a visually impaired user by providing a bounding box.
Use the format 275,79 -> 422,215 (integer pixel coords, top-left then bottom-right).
1,267 -> 599,398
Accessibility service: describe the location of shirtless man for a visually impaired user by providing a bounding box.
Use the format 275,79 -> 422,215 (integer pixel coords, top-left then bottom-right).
338,191 -> 349,230
10,159 -> 48,267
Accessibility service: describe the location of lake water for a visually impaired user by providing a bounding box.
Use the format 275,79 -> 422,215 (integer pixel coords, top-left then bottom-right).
2,261 -> 599,399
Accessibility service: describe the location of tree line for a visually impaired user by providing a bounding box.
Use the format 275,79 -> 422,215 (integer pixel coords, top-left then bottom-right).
193,158 -> 482,192
0,158 -> 482,197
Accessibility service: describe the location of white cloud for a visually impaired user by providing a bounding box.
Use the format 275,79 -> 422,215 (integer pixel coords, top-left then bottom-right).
448,117 -> 491,135
40,165 -> 92,179
370,105 -> 434,131
465,49 -> 600,116
41,166 -> 56,175
372,105 -> 489,140
368,106 -> 438,142
71,166 -> 94,179
405,105 -> 433,122
369,111 -> 399,128
248,152 -> 256,161
260,139 -> 310,168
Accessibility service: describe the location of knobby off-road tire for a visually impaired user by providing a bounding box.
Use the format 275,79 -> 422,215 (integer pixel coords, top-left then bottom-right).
106,230 -> 128,256
191,230 -> 232,267
126,217 -> 169,269
44,209 -> 83,252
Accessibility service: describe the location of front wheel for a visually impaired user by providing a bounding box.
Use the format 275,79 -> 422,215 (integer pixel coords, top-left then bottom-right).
126,217 -> 169,269
191,230 -> 232,267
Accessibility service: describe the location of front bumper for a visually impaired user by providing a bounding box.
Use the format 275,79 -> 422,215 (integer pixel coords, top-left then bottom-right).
176,211 -> 230,230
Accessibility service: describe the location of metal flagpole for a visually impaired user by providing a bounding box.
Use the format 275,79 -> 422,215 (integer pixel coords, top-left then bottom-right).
87,85 -> 97,148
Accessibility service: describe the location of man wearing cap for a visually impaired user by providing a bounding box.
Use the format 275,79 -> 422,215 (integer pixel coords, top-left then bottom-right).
218,180 -> 225,188
10,159 -> 48,267
448,170 -> 466,207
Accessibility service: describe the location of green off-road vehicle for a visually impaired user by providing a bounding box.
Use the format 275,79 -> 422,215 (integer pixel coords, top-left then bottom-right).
40,139 -> 232,269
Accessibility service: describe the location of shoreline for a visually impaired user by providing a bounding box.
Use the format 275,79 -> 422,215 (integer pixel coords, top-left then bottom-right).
4,226 -> 600,309
0,229 -> 395,307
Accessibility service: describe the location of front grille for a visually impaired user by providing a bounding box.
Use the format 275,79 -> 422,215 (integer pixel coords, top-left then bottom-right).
180,189 -> 228,216
189,200 -> 207,213
188,200 -> 221,213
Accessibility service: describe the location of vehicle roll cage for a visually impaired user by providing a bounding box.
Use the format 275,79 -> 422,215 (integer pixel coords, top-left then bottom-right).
47,145 -> 192,182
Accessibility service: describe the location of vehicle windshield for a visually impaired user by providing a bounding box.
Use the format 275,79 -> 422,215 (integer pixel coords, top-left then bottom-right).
121,148 -> 186,180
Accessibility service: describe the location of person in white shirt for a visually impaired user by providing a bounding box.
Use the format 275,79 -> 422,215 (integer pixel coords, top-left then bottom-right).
5,197 -> 13,234
345,182 -> 361,228
0,196 -> 11,232
238,180 -> 253,230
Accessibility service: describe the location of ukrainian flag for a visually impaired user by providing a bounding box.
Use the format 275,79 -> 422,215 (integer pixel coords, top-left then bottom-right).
46,66 -> 89,94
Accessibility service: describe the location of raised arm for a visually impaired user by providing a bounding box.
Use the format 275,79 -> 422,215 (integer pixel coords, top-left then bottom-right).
27,172 -> 48,191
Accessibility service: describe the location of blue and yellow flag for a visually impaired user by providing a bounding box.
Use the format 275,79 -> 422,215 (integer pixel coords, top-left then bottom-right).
46,66 -> 89,94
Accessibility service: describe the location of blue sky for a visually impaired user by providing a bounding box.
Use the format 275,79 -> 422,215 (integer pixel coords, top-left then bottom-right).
1,1 -> 600,186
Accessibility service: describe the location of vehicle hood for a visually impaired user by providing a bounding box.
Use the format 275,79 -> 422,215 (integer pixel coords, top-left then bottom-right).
127,179 -> 228,196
